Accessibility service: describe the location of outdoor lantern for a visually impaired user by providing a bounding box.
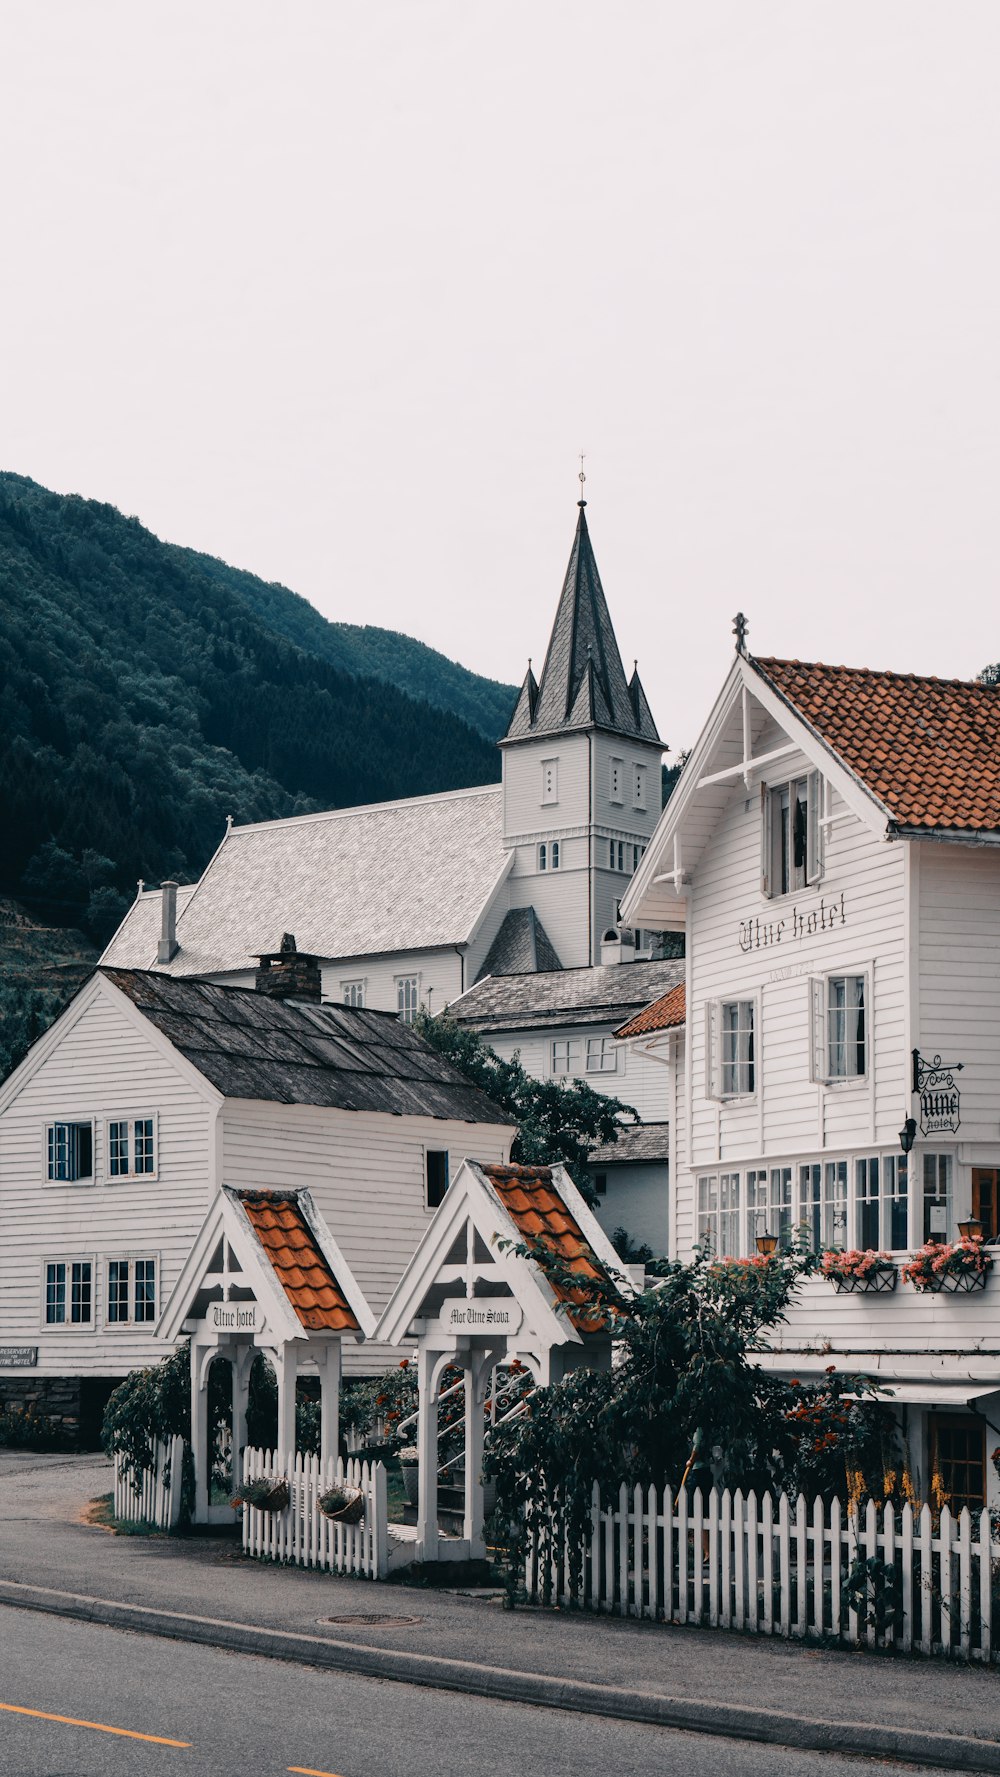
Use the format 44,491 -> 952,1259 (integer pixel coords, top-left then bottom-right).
959,1218 -> 983,1241
756,1233 -> 779,1257
898,1117 -> 917,1155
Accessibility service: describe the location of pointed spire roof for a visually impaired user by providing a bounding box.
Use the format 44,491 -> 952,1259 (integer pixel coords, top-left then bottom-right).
503,505 -> 661,746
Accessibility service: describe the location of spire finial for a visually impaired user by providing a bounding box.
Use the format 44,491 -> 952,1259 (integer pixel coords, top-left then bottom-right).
732,612 -> 749,655
578,453 -> 586,507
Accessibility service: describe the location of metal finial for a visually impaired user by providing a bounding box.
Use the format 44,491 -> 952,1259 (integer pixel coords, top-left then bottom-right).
732,612 -> 748,655
578,453 -> 586,506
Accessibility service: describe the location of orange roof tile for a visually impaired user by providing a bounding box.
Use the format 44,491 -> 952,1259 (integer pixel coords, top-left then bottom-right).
755,658 -> 1000,832
237,1190 -> 359,1333
481,1162 -> 608,1330
615,981 -> 686,1039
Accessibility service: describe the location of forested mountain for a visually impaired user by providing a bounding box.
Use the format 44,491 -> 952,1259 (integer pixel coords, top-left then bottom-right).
0,473 -> 508,947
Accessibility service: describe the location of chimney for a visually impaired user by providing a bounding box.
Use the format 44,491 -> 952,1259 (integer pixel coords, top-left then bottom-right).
157,881 -> 179,964
254,933 -> 323,1004
600,926 -> 636,967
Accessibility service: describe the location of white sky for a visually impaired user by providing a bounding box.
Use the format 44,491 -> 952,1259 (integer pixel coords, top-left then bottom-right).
2,2 -> 999,756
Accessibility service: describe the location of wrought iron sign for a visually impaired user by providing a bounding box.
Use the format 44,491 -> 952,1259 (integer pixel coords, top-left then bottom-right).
912,1050 -> 963,1136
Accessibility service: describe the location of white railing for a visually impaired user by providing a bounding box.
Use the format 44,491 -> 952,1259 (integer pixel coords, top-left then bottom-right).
527,1483 -> 1000,1661
113,1435 -> 185,1531
241,1447 -> 388,1579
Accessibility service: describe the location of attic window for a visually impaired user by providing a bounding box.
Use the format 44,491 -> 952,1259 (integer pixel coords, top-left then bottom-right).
46,1121 -> 93,1184
762,774 -> 822,897
426,1149 -> 449,1210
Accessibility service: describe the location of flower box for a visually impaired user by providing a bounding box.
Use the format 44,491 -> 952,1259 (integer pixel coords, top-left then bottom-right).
232,1476 -> 289,1513
829,1268 -> 897,1295
901,1236 -> 993,1294
820,1250 -> 897,1293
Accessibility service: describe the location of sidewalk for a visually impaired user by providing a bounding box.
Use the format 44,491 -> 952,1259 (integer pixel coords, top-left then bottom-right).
2,1452 -> 999,1770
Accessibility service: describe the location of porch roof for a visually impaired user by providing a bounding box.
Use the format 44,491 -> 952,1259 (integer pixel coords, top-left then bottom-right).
234,1189 -> 360,1333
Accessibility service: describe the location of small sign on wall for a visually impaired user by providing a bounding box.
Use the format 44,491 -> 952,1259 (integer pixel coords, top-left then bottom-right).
0,1347 -> 37,1368
202,1301 -> 261,1335
427,1301 -> 523,1341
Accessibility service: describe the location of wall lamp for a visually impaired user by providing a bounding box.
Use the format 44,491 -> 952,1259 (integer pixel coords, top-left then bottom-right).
755,1233 -> 779,1257
959,1218 -> 984,1241
898,1118 -> 917,1155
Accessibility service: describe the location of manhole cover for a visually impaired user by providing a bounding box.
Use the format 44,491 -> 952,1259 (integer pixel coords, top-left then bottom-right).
320,1612 -> 422,1628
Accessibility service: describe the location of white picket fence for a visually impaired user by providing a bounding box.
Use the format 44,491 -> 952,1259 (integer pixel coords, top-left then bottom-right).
241,1447 -> 389,1578
113,1434 -> 185,1530
527,1483 -> 1000,1662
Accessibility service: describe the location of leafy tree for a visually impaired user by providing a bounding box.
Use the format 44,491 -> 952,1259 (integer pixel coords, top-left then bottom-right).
414,1011 -> 637,1197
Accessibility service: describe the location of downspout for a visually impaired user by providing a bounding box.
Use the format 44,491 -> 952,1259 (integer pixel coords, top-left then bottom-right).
588,732 -> 594,966
455,946 -> 465,996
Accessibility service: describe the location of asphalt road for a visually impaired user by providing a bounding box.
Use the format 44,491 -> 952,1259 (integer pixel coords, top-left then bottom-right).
0,1604 -> 963,1777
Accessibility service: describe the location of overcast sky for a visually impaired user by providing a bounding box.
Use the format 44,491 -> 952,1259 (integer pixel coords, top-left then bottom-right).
2,3 -> 999,757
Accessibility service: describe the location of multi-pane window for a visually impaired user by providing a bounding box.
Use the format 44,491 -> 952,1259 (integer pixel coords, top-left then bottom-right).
827,976 -> 866,1079
721,1000 -> 755,1096
342,980 -> 365,1007
932,1417 -> 987,1512
539,842 -> 547,871
855,1155 -> 908,1250
45,1260 -> 92,1325
46,1122 -> 93,1183
538,841 -> 561,872
609,759 -> 624,804
632,844 -> 644,872
550,841 -> 560,869
764,773 -> 821,897
551,1039 -> 581,1076
973,1169 -> 1000,1242
923,1152 -> 953,1242
746,1166 -> 793,1249
395,976 -> 419,1023
107,1260 -> 130,1324
609,840 -> 627,872
800,1160 -> 848,1248
425,1150 -> 449,1210
586,1037 -> 618,1074
107,1258 -> 157,1325
697,1174 -> 740,1257
107,1117 -> 156,1179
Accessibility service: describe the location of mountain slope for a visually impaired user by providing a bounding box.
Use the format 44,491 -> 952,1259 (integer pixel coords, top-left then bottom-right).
0,472 -> 502,942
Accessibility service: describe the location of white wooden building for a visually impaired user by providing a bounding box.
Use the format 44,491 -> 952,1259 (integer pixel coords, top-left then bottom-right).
621,641 -> 1000,1516
0,957 -> 513,1429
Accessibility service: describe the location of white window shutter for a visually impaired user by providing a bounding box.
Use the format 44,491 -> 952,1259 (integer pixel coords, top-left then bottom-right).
705,999 -> 720,1099
808,977 -> 826,1082
760,782 -> 772,897
806,772 -> 822,883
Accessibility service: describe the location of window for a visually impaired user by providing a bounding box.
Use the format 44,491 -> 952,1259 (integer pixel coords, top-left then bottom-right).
550,841 -> 560,869
827,976 -> 866,1079
395,976 -> 419,1023
45,1260 -> 92,1326
551,1039 -> 581,1076
537,841 -> 559,871
107,1257 -> 157,1326
931,1416 -> 986,1512
633,765 -> 646,810
799,1160 -> 848,1248
46,1121 -> 93,1183
609,840 -> 626,872
342,980 -> 365,1007
586,1037 -> 618,1074
746,1165 -> 793,1249
721,1000 -> 755,1096
923,1152 -> 953,1243
973,1169 -> 1000,1242
698,1174 -> 741,1257
609,758 -> 624,804
425,1150 -> 449,1210
106,1116 -> 156,1179
593,1172 -> 608,1197
632,844 -> 644,872
538,842 -> 547,872
856,1155 -> 908,1251
541,759 -> 559,804
763,773 -> 821,897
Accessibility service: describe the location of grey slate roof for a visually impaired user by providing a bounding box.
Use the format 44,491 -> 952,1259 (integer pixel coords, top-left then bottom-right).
447,958 -> 685,1035
475,907 -> 562,981
588,1122 -> 670,1166
100,785 -> 507,977
503,506 -> 661,747
102,968 -> 512,1124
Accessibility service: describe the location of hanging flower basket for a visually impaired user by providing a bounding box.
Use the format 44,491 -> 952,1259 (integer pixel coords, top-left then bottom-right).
318,1484 -> 365,1525
232,1475 -> 289,1513
820,1250 -> 897,1293
902,1237 -> 993,1294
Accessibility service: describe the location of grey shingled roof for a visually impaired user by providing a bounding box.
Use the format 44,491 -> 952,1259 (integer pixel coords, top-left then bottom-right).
475,907 -> 562,981
503,506 -> 661,747
589,1122 -> 670,1166
102,968 -> 512,1123
100,785 -> 507,976
448,958 -> 685,1035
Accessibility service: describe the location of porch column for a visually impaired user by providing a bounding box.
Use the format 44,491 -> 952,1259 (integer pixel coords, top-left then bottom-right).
231,1343 -> 253,1495
463,1354 -> 486,1556
275,1343 -> 298,1462
416,1345 -> 440,1560
190,1339 -> 210,1524
318,1339 -> 342,1470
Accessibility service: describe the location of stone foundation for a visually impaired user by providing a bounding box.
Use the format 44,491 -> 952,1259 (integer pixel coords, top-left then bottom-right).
0,1375 -> 118,1448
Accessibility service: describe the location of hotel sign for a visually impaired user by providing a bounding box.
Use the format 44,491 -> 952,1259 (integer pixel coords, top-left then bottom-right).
202,1301 -> 261,1335
739,892 -> 846,954
427,1302 -> 523,1341
913,1051 -> 963,1136
0,1347 -> 37,1368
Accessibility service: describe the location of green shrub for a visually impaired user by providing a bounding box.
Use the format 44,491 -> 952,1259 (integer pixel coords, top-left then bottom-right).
0,1405 -> 69,1451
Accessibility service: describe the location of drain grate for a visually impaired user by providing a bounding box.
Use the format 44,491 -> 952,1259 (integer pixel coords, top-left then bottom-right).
320,1612 -> 422,1628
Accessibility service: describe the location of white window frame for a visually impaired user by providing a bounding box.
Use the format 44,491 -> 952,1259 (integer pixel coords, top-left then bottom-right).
855,1154 -> 910,1253
42,1256 -> 94,1328
809,969 -> 870,1085
761,771 -> 822,898
550,839 -> 560,870
43,1119 -> 95,1186
538,842 -> 547,872
922,1151 -> 954,1244
341,979 -> 366,1008
706,995 -> 758,1100
105,1254 -> 159,1328
632,764 -> 646,810
551,1038 -> 581,1077
395,974 -> 421,1023
799,1159 -> 849,1249
609,757 -> 624,805
105,1113 -> 159,1182
697,1173 -> 741,1257
541,758 -> 559,805
585,1036 -> 619,1075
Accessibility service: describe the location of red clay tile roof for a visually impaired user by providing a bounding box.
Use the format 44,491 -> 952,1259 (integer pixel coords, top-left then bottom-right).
237,1190 -> 359,1333
481,1162 -> 608,1330
755,658 -> 1000,832
615,982 -> 685,1039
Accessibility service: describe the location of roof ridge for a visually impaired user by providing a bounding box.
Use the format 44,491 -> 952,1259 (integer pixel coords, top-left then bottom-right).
227,780 -> 502,835
756,656 -> 984,693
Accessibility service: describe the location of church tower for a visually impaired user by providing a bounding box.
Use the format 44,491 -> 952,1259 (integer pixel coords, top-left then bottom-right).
499,502 -> 664,967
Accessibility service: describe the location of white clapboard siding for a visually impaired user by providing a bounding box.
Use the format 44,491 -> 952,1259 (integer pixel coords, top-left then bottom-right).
917,842 -> 1000,1142
317,950 -> 464,1019
240,1446 -> 388,1578
113,1435 -> 185,1530
502,732 -> 591,839
506,869 -> 593,971
221,1101 -> 512,1375
527,1483 -> 998,1661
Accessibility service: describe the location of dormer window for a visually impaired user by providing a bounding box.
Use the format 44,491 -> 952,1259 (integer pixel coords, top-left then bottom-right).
541,759 -> 559,805
762,773 -> 821,898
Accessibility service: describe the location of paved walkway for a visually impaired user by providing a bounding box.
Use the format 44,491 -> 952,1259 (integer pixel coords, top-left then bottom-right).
1,1452 -> 999,1769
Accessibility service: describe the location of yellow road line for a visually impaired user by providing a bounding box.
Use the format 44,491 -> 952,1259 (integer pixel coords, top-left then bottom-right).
288,1766 -> 346,1776
0,1701 -> 190,1746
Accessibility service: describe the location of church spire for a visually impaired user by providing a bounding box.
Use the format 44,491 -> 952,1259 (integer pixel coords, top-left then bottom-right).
502,502 -> 661,746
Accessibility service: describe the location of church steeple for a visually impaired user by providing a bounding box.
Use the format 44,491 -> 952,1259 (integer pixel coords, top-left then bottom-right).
502,503 -> 660,746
